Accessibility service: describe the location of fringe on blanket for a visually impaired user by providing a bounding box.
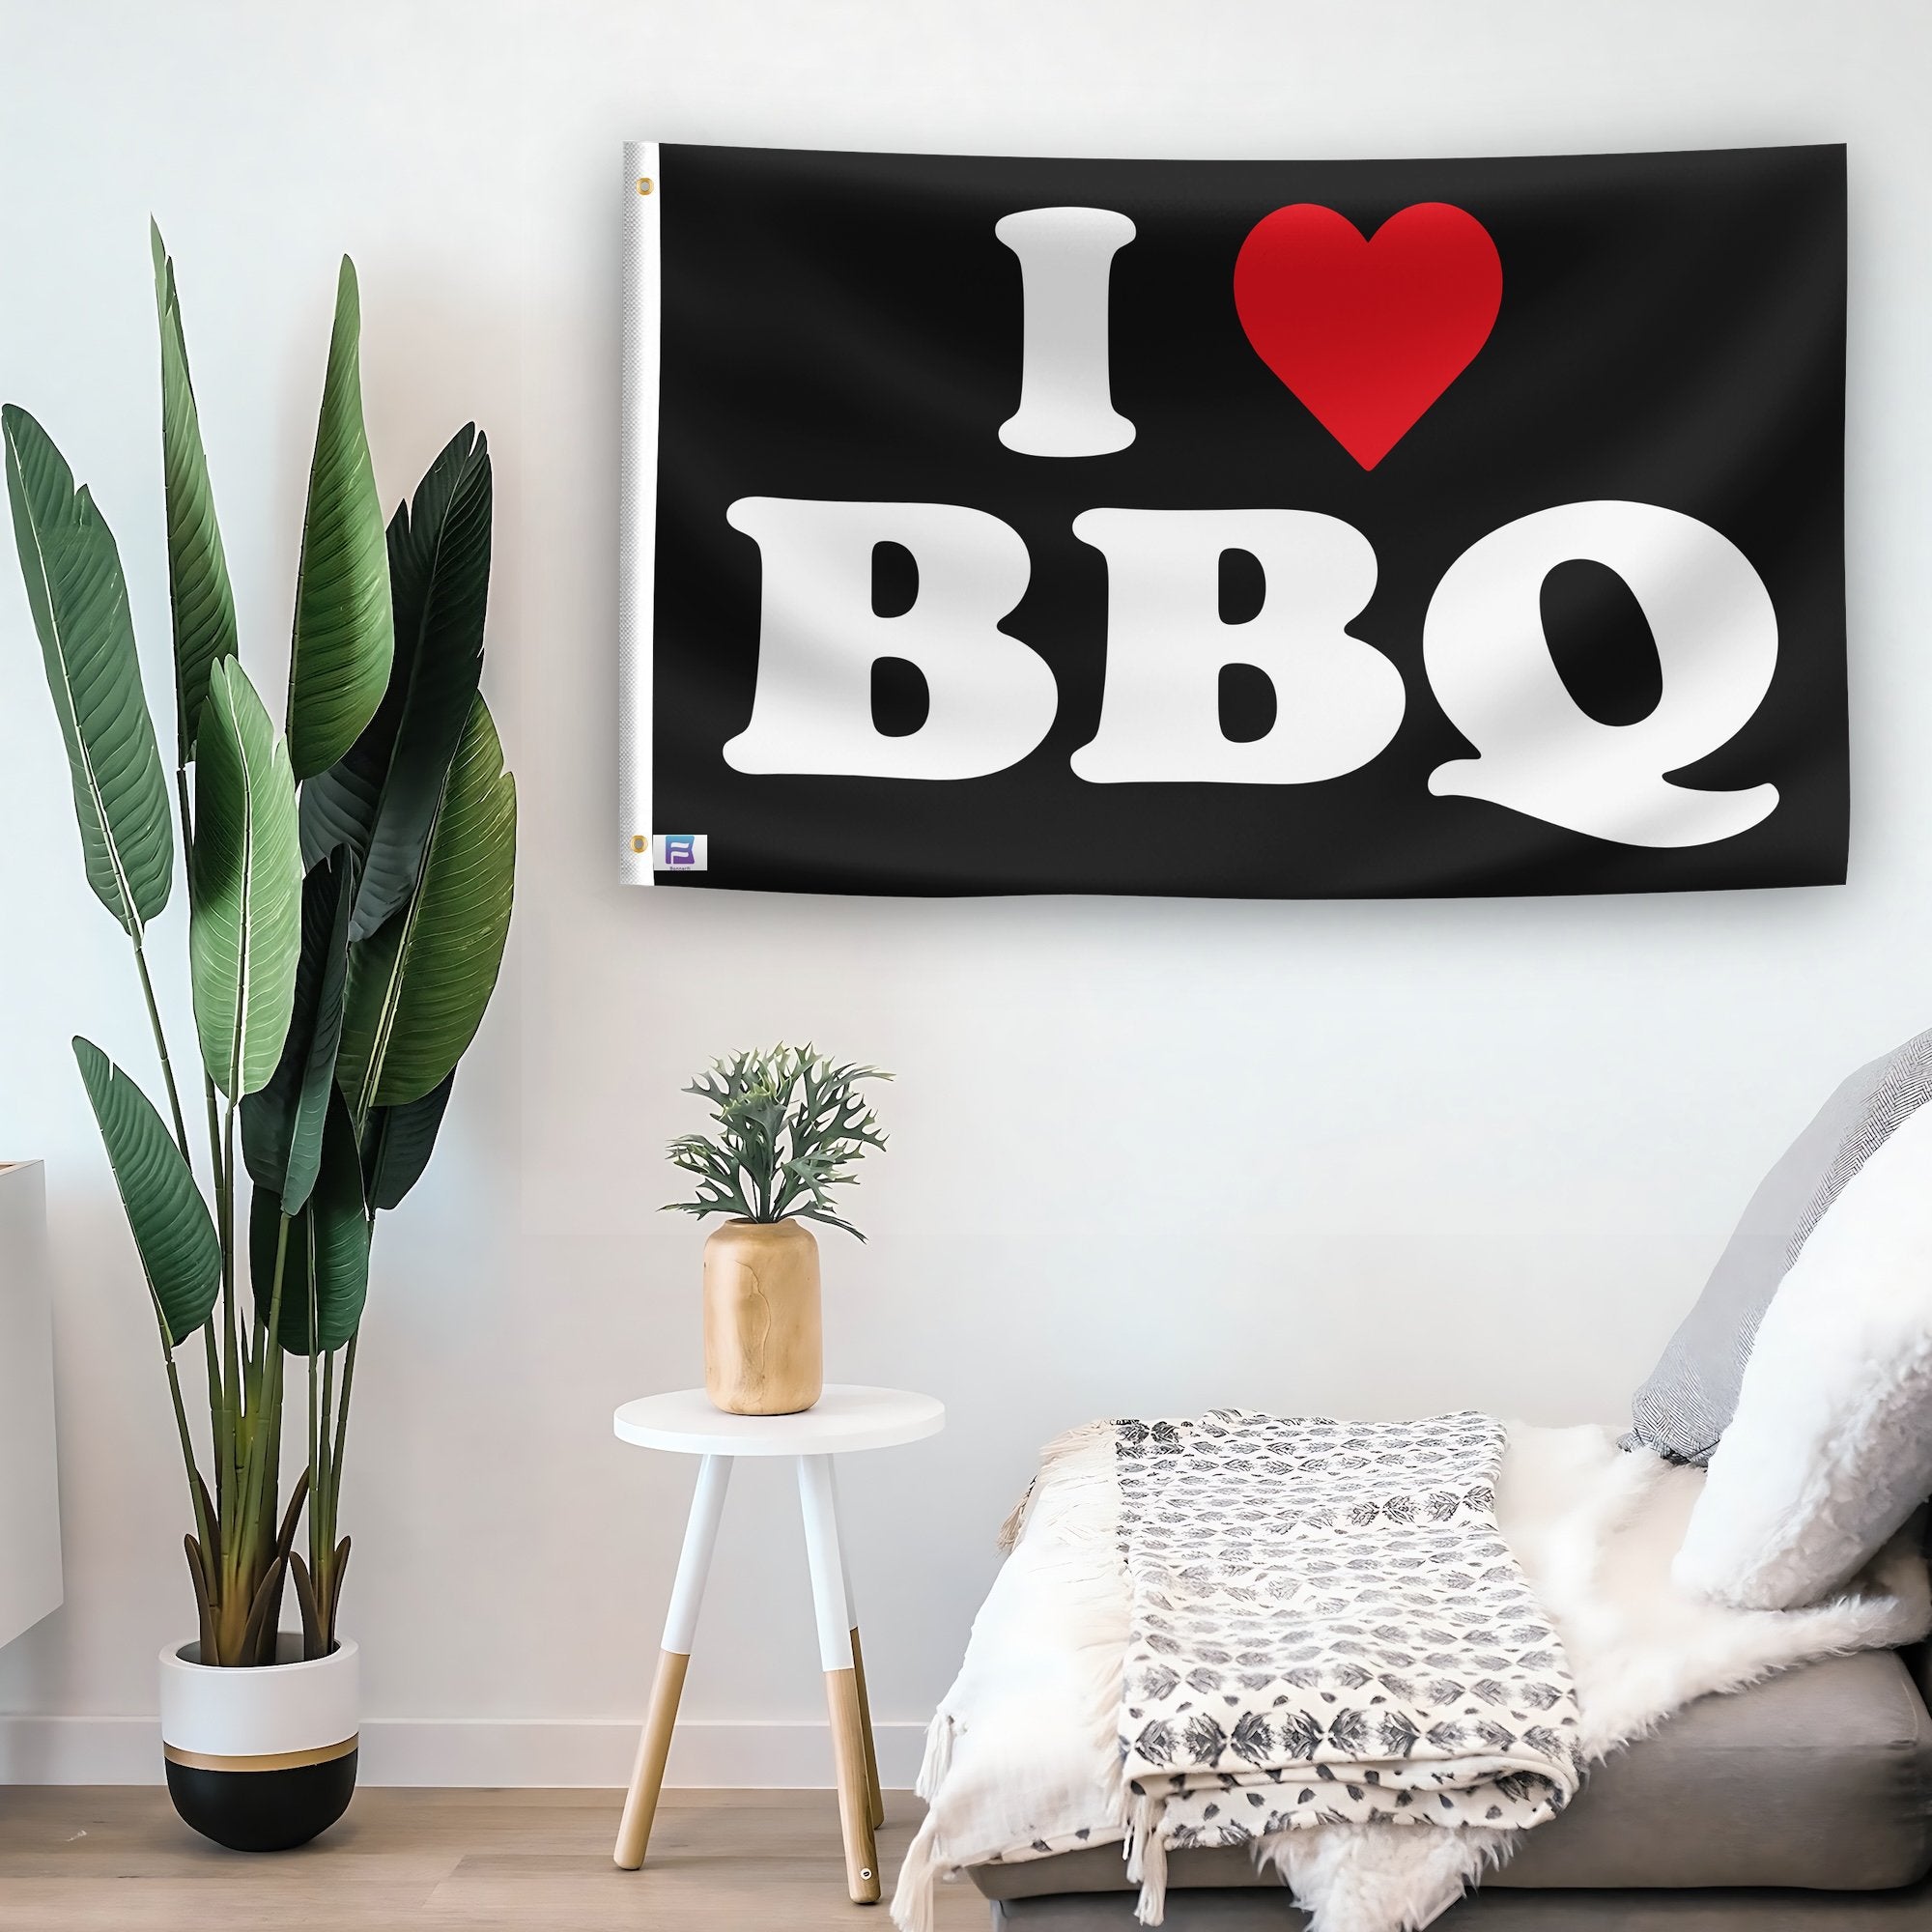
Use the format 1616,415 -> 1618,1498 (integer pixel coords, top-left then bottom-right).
998,1418 -> 1114,1552
915,1710 -> 953,1803
1123,1790 -> 1169,1926
894,1811 -> 945,1932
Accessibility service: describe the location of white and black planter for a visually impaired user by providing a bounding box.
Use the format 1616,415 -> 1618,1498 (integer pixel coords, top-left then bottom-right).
159,1635 -> 358,1852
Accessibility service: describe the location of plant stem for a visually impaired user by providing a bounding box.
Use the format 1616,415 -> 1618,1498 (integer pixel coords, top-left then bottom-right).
201,1321 -> 225,1522
162,1349 -> 213,1564
130,938 -> 190,1166
328,1336 -> 355,1524
241,1215 -> 291,1585
218,1097 -> 242,1605
320,1335 -> 355,1651
220,1095 -> 239,1403
314,1346 -> 336,1565
200,1074 -> 226,1512
307,1332 -> 321,1547
218,1212 -> 288,1662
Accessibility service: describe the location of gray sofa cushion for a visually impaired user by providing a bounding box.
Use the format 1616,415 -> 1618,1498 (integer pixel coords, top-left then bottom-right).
989,1878 -> 1932,1927
1626,1027 -> 1932,1465
969,1650 -> 1932,1899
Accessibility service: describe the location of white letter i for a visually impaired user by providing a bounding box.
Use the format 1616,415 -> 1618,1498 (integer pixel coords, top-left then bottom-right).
996,208 -> 1137,457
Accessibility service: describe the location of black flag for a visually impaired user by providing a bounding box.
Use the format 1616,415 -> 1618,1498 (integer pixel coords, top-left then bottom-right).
620,141 -> 1845,898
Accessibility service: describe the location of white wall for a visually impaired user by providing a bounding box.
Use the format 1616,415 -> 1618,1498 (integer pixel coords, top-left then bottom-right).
3,0 -> 1930,1786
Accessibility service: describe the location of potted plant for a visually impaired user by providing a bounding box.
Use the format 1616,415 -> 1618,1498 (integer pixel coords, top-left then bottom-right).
666,1046 -> 889,1415
3,227 -> 515,1850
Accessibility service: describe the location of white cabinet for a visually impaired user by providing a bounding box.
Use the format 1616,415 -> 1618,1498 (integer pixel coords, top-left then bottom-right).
0,1162 -> 61,1648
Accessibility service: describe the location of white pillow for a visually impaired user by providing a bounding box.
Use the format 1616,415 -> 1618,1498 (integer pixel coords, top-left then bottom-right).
1672,1098 -> 1932,1610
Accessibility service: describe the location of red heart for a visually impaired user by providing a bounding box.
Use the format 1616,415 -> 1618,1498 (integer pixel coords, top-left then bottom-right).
1234,203 -> 1502,470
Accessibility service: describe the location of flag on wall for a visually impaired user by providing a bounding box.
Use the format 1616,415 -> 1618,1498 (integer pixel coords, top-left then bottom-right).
619,141 -> 1845,897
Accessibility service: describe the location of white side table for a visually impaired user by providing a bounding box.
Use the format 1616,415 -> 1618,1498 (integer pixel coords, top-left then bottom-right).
611,1383 -> 945,1903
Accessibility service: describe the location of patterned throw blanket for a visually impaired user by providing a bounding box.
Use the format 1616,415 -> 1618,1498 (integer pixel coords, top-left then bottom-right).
1113,1411 -> 1583,1918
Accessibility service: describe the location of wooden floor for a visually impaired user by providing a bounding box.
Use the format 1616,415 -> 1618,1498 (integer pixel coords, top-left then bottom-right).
0,1787 -> 986,1931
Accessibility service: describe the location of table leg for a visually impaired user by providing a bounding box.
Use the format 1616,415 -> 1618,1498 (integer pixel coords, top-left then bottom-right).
828,1461 -> 885,1830
798,1454 -> 881,1904
613,1454 -> 732,1870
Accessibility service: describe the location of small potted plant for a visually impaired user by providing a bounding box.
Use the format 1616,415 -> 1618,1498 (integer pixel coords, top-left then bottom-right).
4,229 -> 514,1851
666,1046 -> 889,1415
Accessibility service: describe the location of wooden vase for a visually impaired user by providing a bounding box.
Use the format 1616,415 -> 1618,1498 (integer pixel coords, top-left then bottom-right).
702,1218 -> 823,1415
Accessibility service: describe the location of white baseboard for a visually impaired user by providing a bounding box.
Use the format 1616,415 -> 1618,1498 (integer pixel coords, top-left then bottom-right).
0,1715 -> 928,1788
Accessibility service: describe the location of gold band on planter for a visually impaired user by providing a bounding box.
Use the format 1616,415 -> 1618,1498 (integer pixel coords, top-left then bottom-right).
163,1735 -> 358,1774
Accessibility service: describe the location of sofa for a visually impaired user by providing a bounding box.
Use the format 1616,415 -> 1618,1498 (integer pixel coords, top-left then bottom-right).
967,1646 -> 1932,1926
930,1028 -> 1932,1929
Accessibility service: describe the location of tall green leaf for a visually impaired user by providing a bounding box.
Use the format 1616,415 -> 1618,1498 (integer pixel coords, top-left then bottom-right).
287,258 -> 392,781
4,406 -> 174,935
73,1037 -> 219,1348
301,425 -> 491,939
338,695 -> 515,1115
242,848 -> 354,1212
151,223 -> 238,762
189,658 -> 302,1098
361,1070 -> 455,1212
250,1088 -> 369,1355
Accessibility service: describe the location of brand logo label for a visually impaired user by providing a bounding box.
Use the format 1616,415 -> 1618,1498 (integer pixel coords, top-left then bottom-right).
652,834 -> 708,871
